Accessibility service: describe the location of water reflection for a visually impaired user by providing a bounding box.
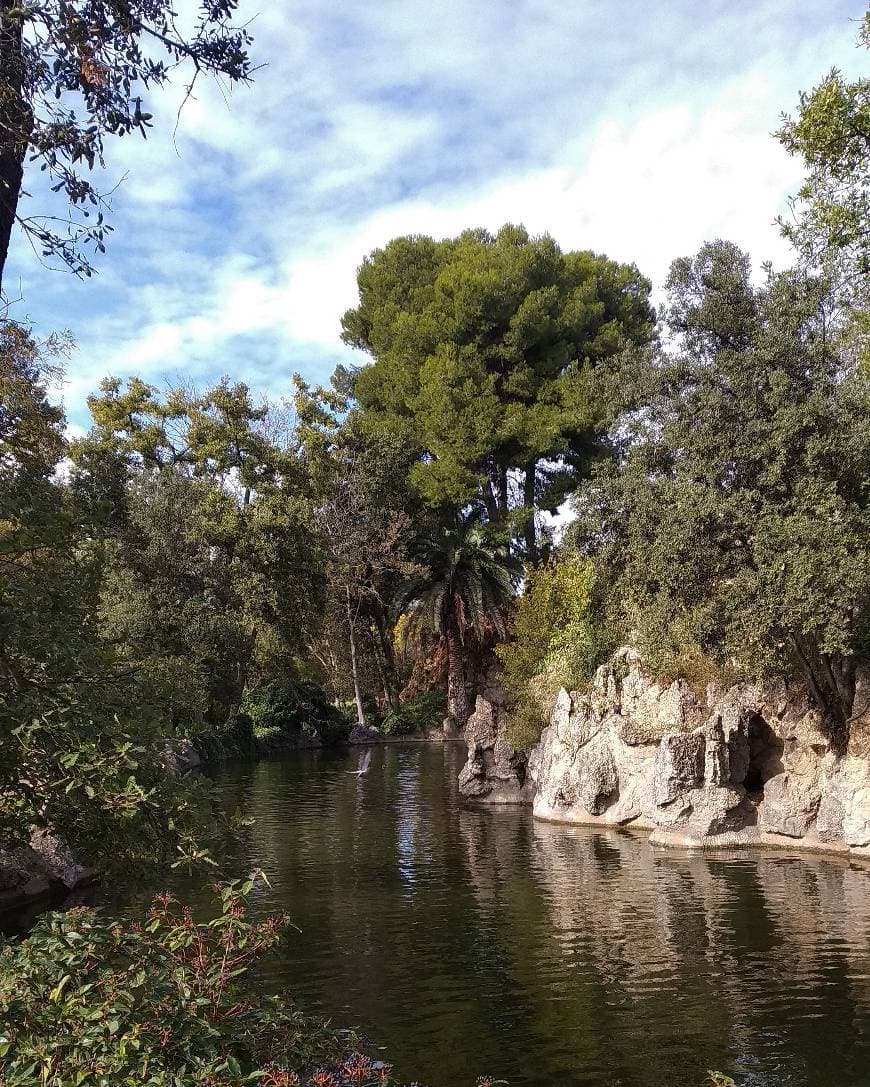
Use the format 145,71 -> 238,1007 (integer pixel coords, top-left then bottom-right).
80,746 -> 870,1086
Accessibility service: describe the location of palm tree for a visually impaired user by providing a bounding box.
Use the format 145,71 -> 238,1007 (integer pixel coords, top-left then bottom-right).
397,515 -> 520,732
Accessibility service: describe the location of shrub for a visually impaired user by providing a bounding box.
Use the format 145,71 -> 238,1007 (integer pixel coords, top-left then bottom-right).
241,680 -> 351,747
0,879 -> 354,1086
378,691 -> 446,736
498,555 -> 609,750
195,682 -> 352,760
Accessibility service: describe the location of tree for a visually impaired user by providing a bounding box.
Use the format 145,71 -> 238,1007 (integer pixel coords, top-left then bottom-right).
0,323 -> 214,869
577,241 -> 870,751
72,376 -> 325,729
341,224 -> 653,560
0,0 -> 254,291
396,514 -> 520,731
294,377 -> 417,726
776,7 -> 869,367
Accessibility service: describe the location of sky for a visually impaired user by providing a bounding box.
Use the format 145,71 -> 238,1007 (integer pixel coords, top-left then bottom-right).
5,0 -> 868,432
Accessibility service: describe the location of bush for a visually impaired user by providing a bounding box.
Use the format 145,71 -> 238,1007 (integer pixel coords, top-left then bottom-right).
498,554 -> 609,750
0,880 -> 500,1087
194,682 -> 352,761
241,680 -> 351,747
0,879 -> 354,1086
378,691 -> 446,736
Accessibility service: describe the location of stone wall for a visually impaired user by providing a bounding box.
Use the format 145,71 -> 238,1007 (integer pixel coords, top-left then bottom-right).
458,648 -> 870,860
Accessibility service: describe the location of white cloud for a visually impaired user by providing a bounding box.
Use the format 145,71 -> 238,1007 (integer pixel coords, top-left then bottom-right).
5,0 -> 866,424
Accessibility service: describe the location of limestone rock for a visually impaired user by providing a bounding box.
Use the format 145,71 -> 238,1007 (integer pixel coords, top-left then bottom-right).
759,772 -> 822,838
159,738 -> 202,776
458,686 -> 531,804
472,649 -> 870,860
815,793 -> 846,843
0,830 -> 96,909
654,732 -> 706,806
29,829 -> 96,889
576,732 -> 618,815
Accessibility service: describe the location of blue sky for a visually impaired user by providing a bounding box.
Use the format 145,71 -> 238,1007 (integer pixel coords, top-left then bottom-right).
5,0 -> 867,431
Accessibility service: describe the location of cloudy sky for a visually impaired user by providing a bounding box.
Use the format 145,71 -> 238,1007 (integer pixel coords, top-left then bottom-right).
5,0 -> 867,430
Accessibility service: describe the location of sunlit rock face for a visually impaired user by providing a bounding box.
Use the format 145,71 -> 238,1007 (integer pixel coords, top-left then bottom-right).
460,647 -> 870,859
458,673 -> 534,805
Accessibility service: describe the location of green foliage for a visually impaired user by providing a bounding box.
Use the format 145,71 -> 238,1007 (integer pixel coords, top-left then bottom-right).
342,224 -> 653,555
293,380 -> 420,724
378,691 -> 446,736
241,680 -> 351,748
397,514 -> 520,725
497,554 -> 606,749
0,880 -> 355,1086
73,378 -> 326,730
776,9 -> 870,370
578,242 -> 870,746
0,324 -> 214,869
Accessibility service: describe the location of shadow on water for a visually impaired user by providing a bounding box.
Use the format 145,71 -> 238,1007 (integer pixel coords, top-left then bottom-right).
16,743 -> 870,1087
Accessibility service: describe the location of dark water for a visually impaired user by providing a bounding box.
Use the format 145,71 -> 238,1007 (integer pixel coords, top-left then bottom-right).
73,745 -> 870,1084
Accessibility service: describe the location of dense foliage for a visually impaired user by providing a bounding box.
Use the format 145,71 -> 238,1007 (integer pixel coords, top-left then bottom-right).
575,242 -> 869,750
0,879 -> 361,1085
341,224 -> 653,559
0,327 -> 215,869
497,554 -> 606,749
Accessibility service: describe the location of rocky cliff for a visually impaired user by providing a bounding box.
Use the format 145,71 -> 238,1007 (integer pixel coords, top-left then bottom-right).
459,648 -> 870,859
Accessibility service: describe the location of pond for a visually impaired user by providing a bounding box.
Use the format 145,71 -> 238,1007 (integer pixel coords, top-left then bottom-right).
57,744 -> 870,1085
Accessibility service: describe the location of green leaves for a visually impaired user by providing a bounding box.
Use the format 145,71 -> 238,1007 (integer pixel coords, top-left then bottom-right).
0,884 -> 351,1086
342,224 -> 653,542
578,242 -> 870,738
497,554 -> 605,748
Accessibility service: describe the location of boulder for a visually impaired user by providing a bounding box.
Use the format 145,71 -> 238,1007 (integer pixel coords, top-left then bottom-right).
0,830 -> 96,910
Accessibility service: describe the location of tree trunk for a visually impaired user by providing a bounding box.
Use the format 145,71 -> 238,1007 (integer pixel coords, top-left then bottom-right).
788,634 -> 855,755
523,458 -> 537,563
445,617 -> 469,734
374,606 -> 400,709
0,1 -> 29,293
346,585 -> 366,729
367,624 -> 393,711
497,463 -> 509,514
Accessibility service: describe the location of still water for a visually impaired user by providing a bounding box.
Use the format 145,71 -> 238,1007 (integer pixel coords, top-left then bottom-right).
118,745 -> 870,1086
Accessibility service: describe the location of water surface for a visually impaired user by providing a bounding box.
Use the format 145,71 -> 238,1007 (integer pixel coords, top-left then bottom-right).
109,745 -> 870,1086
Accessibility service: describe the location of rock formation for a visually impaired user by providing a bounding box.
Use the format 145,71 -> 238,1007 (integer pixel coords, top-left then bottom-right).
458,647 -> 870,859
459,672 -> 534,804
0,830 -> 96,911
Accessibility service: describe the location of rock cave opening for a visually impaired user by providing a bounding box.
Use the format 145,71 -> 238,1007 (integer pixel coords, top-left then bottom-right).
744,713 -> 784,799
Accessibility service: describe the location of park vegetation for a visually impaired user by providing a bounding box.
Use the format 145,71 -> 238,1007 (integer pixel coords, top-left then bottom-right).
0,6 -> 867,1085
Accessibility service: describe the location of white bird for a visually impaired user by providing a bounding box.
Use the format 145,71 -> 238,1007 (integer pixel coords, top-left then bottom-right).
346,748 -> 373,776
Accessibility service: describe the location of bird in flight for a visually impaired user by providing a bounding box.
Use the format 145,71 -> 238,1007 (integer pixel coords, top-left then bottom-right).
346,748 -> 373,776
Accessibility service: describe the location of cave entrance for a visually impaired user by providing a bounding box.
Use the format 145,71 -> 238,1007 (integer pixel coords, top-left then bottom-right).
743,712 -> 784,798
